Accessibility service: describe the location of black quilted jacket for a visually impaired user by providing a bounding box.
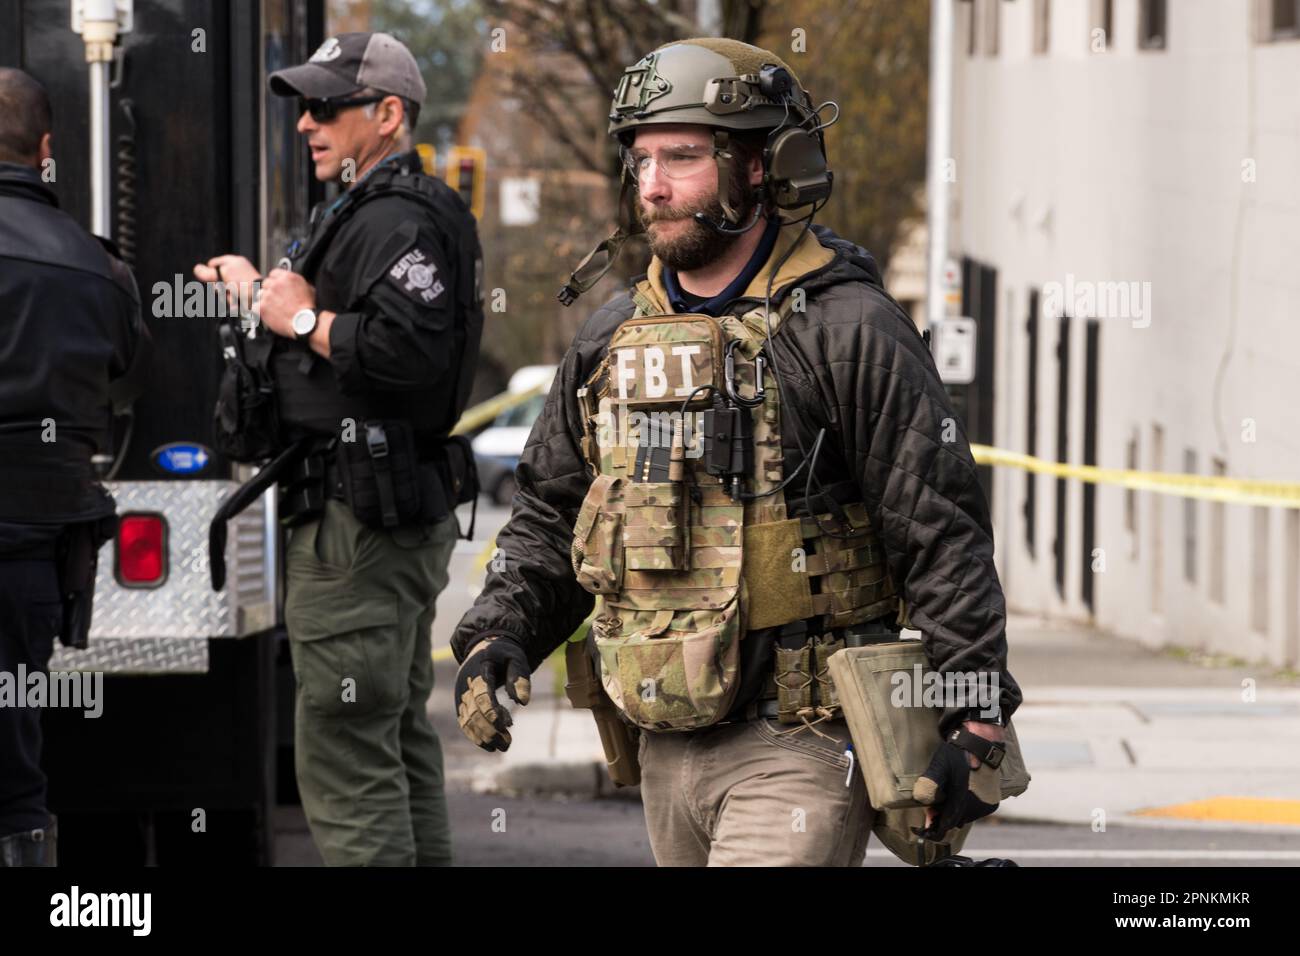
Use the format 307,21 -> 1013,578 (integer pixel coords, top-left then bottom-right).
452,224 -> 1021,734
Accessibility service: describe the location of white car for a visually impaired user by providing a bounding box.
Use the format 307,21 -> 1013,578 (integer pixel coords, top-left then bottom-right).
472,365 -> 555,505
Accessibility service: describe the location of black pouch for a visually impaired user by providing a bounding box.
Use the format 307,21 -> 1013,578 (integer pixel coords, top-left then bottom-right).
55,512 -> 117,649
214,322 -> 281,463
436,434 -> 479,539
335,420 -> 425,530
437,434 -> 480,506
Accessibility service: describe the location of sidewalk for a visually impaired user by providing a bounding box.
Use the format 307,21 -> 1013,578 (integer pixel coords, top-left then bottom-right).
461,613 -> 1300,831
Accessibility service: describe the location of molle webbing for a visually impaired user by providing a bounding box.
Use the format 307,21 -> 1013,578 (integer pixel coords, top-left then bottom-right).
742,502 -> 897,632
570,305 -> 900,731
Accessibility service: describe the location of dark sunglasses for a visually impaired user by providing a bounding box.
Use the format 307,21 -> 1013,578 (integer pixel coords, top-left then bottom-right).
297,94 -> 385,123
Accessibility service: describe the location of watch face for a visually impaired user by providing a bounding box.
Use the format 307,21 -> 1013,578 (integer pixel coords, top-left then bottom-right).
292,309 -> 316,337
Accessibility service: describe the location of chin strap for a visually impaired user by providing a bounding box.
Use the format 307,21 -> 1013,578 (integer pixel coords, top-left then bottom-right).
711,129 -> 742,225
558,175 -> 644,306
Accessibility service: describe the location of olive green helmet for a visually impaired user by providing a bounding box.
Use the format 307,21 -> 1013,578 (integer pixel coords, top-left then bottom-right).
559,38 -> 833,307
607,38 -> 814,139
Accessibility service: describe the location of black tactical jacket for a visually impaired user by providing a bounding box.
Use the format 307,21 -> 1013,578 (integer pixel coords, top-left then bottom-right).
0,162 -> 149,525
452,224 -> 1021,733
274,150 -> 483,442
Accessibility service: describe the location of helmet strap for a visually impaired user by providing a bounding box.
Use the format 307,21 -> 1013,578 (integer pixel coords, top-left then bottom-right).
712,130 -> 742,225
557,173 -> 644,306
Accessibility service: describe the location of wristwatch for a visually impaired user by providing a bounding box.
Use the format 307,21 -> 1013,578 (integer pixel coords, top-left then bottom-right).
291,307 -> 317,340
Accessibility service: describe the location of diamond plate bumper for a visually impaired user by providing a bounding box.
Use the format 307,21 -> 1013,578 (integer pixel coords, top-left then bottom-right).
50,480 -> 276,675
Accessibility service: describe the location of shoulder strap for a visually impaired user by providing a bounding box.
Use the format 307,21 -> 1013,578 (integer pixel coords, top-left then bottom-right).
295,173 -> 443,279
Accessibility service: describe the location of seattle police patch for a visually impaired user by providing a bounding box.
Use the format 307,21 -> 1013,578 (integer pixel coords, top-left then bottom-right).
387,247 -> 446,305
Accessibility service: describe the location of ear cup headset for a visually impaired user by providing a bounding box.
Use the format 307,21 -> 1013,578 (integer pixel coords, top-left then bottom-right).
560,53 -> 863,540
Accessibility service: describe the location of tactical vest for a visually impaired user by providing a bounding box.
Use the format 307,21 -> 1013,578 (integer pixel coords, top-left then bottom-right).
571,301 -> 900,732
273,165 -> 484,443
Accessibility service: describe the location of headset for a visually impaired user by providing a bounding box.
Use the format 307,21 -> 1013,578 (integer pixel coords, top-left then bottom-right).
695,64 -> 838,236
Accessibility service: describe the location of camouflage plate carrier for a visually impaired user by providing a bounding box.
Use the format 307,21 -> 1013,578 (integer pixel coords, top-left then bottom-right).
572,301 -> 901,731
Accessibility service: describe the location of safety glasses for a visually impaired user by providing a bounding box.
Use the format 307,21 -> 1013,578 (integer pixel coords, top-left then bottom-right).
297,94 -> 385,123
619,144 -> 716,183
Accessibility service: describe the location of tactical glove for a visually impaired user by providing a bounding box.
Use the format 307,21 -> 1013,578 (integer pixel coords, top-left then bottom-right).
911,727 -> 1004,840
454,635 -> 532,752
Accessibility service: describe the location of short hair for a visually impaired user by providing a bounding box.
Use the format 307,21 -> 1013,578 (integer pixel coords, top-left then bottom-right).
361,88 -> 419,133
0,68 -> 53,164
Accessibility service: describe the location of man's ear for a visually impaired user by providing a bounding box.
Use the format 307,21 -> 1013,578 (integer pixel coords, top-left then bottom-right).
378,95 -> 405,137
38,131 -> 52,167
748,153 -> 764,187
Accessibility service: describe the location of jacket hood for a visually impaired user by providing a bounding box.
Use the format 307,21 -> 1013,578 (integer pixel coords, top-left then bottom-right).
805,223 -> 882,292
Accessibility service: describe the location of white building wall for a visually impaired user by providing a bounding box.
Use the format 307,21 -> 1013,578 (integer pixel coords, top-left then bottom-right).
950,0 -> 1300,666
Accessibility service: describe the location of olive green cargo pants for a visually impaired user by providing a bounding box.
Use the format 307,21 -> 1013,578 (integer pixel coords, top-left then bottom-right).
285,500 -> 459,866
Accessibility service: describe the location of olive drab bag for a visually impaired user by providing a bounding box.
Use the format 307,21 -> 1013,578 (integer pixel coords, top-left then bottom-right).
571,306 -> 900,732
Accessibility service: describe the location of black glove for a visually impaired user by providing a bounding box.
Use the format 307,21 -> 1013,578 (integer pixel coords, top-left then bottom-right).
454,635 -> 532,752
911,728 -> 1004,840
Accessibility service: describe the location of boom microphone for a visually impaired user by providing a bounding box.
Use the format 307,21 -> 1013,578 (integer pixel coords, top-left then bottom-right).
693,206 -> 763,236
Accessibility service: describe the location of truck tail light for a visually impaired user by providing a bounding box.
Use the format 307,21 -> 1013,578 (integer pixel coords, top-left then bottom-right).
117,513 -> 167,587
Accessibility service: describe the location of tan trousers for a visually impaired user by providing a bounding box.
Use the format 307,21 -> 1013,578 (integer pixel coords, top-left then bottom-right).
639,716 -> 875,866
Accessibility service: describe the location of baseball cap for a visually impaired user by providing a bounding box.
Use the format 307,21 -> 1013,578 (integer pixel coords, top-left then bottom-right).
268,32 -> 427,104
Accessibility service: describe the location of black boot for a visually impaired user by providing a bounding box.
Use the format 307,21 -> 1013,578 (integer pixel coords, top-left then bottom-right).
0,815 -> 57,866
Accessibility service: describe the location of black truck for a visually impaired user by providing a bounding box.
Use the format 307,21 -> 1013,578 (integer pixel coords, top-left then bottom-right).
4,0 -> 327,865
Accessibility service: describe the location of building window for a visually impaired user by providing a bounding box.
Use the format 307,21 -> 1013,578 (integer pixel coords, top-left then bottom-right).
1183,449 -> 1197,584
1139,0 -> 1167,50
1252,509 -> 1270,635
1034,0 -> 1051,54
1091,0 -> 1114,52
983,0 -> 1000,57
1209,457 -> 1227,604
1024,292 -> 1040,556
1287,511 -> 1300,667
1264,0 -> 1300,40
1150,424 -> 1164,614
1125,431 -> 1139,557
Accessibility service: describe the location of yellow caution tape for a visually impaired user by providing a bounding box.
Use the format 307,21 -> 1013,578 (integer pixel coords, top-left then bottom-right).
970,444 -> 1300,509
451,383 -> 546,436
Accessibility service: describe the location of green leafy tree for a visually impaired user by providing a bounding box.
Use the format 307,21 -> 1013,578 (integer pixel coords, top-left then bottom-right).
366,0 -> 488,150
757,0 -> 929,272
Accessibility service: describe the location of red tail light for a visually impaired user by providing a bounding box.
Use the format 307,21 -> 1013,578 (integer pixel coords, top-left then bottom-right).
117,513 -> 167,587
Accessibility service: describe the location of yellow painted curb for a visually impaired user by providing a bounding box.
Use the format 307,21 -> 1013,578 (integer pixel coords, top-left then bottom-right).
1134,797 -> 1300,825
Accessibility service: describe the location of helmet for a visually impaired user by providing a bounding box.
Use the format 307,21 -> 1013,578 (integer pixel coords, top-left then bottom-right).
558,38 -> 836,306
607,38 -> 811,138
607,38 -> 833,215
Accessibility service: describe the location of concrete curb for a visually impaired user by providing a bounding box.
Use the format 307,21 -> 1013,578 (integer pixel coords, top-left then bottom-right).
475,760 -> 641,801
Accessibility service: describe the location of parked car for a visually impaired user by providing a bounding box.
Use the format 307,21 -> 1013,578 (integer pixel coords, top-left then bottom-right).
472,366 -> 554,506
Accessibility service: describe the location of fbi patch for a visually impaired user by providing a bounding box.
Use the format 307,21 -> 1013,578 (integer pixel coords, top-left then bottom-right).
387,247 -> 446,304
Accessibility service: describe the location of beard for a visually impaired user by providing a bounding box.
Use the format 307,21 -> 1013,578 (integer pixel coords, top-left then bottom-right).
637,189 -> 756,272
